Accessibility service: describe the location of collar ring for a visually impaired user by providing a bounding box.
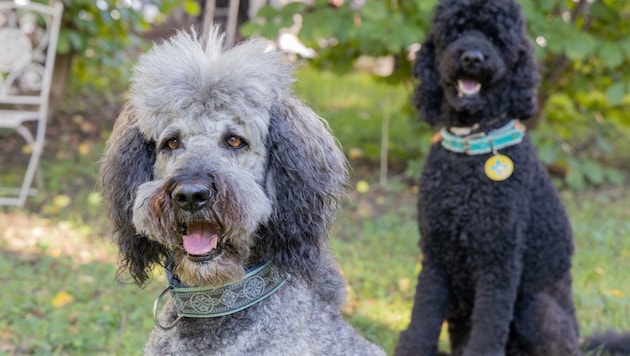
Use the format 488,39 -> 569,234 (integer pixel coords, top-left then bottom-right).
153,285 -> 182,330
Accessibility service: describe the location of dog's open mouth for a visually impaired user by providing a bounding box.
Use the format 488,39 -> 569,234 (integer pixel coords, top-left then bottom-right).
182,221 -> 223,262
457,78 -> 481,97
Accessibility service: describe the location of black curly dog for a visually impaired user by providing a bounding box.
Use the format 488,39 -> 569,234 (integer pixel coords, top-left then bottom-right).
395,0 -> 629,355
395,0 -> 630,356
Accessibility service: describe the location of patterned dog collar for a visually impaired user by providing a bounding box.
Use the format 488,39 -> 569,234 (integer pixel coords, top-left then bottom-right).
439,119 -> 526,155
153,262 -> 288,330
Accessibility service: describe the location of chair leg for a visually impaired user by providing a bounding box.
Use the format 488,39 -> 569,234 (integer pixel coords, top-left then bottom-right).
0,125 -> 41,207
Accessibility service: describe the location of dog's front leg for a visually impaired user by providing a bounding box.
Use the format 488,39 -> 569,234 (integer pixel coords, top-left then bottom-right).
394,261 -> 450,356
463,255 -> 523,356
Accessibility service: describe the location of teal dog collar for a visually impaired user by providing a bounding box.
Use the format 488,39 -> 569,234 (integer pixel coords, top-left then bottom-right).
439,119 -> 526,155
153,262 -> 288,330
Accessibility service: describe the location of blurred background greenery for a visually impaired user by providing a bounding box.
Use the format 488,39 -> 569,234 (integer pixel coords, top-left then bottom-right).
0,0 -> 629,354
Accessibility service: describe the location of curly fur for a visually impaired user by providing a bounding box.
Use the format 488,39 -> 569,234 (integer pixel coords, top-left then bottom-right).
100,28 -> 383,355
395,1 -> 581,355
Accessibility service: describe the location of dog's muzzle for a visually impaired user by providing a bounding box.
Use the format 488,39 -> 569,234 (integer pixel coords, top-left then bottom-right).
168,178 -> 225,261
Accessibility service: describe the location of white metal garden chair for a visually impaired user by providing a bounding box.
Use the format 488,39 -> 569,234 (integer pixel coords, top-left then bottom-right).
0,0 -> 63,206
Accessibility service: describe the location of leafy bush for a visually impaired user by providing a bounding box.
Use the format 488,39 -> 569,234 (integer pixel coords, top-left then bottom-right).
51,0 -> 200,97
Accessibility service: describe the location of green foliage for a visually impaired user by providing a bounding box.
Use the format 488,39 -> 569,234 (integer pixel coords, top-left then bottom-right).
49,0 -> 199,96
536,86 -> 629,190
521,0 -> 630,189
243,0 -> 630,189
242,0 -> 436,80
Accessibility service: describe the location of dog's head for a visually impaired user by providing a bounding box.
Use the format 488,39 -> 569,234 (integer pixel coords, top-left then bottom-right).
100,29 -> 347,287
414,0 -> 539,127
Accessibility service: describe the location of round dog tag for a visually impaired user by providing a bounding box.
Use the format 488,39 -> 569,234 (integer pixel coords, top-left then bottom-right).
484,154 -> 514,181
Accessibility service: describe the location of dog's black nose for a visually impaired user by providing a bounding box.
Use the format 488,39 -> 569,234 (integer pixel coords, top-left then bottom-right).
461,50 -> 484,67
172,183 -> 212,212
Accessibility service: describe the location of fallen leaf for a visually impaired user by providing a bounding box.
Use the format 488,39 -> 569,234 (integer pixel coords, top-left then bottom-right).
398,277 -> 411,293
356,180 -> 370,194
604,289 -> 624,298
51,291 -> 75,308
348,148 -> 364,160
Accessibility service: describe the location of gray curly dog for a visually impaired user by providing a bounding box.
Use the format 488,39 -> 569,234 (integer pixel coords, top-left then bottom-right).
100,28 -> 384,355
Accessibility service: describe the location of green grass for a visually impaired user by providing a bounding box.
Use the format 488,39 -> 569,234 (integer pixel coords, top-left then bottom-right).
330,182 -> 422,352
0,253 -> 152,355
569,189 -> 630,333
293,66 -> 432,170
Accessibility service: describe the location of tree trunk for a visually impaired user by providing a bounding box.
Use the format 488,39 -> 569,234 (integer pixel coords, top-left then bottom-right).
48,52 -> 73,116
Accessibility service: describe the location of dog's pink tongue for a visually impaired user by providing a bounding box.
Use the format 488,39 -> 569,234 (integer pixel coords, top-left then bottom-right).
458,79 -> 481,95
183,222 -> 218,255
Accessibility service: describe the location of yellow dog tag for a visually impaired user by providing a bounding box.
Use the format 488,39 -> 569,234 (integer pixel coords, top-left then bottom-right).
484,154 -> 514,181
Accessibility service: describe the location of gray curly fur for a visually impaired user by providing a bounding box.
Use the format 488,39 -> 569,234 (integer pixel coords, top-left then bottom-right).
100,28 -> 383,355
395,0 -> 581,355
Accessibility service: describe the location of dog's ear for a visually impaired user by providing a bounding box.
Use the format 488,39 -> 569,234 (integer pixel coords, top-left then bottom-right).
100,105 -> 166,286
259,99 -> 347,282
414,36 -> 443,126
507,38 -> 540,120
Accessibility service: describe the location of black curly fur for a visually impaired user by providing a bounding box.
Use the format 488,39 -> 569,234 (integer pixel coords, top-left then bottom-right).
258,102 -> 346,282
396,0 -> 581,355
582,332 -> 630,355
100,107 -> 167,285
414,0 -> 538,128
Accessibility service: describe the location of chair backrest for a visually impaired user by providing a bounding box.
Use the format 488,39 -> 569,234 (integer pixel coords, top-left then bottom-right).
0,1 -> 63,107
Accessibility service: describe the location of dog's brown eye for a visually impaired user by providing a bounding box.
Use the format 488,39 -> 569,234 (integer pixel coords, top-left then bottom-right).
166,138 -> 180,150
226,136 -> 245,148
